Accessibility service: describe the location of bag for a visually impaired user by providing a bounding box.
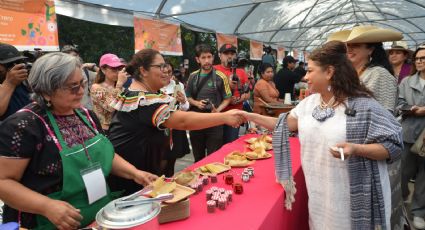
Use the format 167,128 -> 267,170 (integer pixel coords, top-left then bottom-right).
410,128 -> 425,157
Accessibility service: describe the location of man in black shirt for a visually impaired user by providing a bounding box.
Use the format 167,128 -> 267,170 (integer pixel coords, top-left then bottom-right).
274,55 -> 302,99
186,44 -> 232,162
294,61 -> 307,78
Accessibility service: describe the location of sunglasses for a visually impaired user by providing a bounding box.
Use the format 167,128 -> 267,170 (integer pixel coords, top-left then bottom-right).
62,79 -> 87,94
414,56 -> 425,63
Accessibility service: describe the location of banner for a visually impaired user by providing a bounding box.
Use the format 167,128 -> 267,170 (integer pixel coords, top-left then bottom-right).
249,40 -> 263,61
216,33 -> 237,51
277,47 -> 286,64
0,0 -> 59,51
134,16 -> 183,56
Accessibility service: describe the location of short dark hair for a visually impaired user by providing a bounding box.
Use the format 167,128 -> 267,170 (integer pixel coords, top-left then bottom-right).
126,48 -> 161,81
309,41 -> 372,104
195,44 -> 214,57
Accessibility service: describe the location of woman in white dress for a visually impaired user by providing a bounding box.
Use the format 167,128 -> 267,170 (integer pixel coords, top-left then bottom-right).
239,41 -> 403,229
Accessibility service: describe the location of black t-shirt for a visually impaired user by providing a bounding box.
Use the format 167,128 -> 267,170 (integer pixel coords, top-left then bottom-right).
185,69 -> 232,112
274,67 -> 303,99
0,103 -> 102,228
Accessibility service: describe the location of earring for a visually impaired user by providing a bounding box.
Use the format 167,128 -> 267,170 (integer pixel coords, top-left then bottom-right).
327,85 -> 331,92
46,100 -> 51,107
369,56 -> 372,63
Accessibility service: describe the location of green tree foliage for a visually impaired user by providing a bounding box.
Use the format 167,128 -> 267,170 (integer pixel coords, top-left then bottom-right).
57,15 -> 134,63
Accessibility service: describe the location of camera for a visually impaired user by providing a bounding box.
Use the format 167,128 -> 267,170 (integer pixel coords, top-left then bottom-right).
203,99 -> 213,112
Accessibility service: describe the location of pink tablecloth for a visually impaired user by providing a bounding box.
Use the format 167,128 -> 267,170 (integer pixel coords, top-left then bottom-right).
160,134 -> 309,230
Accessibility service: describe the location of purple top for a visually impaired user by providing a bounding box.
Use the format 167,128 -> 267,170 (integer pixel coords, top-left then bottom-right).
398,63 -> 412,84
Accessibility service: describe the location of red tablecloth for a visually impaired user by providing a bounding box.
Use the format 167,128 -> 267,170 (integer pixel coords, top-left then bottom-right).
160,134 -> 309,230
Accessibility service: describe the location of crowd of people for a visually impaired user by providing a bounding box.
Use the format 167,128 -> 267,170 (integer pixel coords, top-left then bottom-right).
0,24 -> 424,230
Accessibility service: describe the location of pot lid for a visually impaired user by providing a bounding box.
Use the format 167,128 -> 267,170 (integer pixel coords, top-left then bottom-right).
96,196 -> 161,229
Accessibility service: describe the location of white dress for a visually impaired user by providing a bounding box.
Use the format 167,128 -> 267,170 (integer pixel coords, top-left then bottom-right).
291,94 -> 351,230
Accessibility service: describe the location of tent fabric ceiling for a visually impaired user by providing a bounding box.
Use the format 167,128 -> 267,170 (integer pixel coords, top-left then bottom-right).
68,0 -> 425,50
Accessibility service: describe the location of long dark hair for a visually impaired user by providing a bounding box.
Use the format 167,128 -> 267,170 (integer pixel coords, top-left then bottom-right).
309,41 -> 373,105
95,66 -> 106,83
126,49 -> 160,81
367,42 -> 394,75
410,45 -> 425,75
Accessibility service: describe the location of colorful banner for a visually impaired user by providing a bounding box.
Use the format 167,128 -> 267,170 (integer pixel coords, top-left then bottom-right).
249,40 -> 263,61
0,0 -> 59,51
216,33 -> 238,51
134,16 -> 183,56
277,47 -> 286,64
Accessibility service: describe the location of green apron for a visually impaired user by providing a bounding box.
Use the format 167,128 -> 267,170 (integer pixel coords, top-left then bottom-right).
33,108 -> 115,229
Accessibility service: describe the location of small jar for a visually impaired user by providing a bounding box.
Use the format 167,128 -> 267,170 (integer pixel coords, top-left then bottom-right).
206,190 -> 213,200
225,174 -> 234,185
233,183 -> 244,194
242,172 -> 250,182
218,198 -> 226,210
207,200 -> 216,213
202,176 -> 209,185
210,174 -> 218,183
246,167 -> 254,177
225,190 -> 233,202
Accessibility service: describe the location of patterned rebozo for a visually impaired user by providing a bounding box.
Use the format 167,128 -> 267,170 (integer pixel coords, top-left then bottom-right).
273,96 -> 403,229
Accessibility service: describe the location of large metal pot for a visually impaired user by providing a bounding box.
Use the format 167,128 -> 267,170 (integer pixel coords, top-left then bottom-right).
96,196 -> 161,230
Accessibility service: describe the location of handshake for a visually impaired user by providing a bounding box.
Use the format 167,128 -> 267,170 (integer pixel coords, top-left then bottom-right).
222,110 -> 250,128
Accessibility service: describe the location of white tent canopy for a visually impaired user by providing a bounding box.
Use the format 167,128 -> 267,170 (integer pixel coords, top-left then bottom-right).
57,0 -> 425,51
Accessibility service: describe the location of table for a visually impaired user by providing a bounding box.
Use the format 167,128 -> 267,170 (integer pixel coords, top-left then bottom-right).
160,134 -> 308,230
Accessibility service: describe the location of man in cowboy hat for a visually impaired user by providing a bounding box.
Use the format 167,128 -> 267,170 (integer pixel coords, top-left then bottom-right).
0,43 -> 30,121
388,41 -> 412,84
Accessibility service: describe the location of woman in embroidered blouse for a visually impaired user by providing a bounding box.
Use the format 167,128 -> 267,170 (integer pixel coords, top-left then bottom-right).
397,44 -> 425,229
107,49 -> 244,195
0,53 -> 157,230
90,53 -> 127,133
238,41 -> 402,229
253,63 -> 281,115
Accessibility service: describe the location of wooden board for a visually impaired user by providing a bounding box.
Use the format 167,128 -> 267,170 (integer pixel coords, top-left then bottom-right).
165,184 -> 195,204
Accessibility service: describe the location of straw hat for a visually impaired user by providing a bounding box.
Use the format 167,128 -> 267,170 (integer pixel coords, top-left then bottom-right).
327,30 -> 351,42
388,41 -> 409,52
327,25 -> 403,43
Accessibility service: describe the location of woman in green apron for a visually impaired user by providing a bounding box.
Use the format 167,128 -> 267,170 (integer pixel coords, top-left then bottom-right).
0,53 -> 157,229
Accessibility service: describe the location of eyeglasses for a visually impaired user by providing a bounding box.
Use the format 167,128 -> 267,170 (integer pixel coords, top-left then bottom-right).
62,79 -> 87,94
414,56 -> 425,63
150,63 -> 168,72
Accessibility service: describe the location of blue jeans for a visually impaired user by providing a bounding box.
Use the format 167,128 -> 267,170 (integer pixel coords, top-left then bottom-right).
223,125 -> 240,144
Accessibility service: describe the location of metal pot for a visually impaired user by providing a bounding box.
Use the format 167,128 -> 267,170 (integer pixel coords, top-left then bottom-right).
96,196 -> 161,230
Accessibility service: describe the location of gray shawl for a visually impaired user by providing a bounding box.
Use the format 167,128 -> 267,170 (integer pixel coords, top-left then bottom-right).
273,96 -> 403,229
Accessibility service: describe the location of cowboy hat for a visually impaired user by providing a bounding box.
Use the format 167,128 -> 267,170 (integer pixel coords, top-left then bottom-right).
327,30 -> 351,42
388,41 -> 410,52
327,25 -> 403,43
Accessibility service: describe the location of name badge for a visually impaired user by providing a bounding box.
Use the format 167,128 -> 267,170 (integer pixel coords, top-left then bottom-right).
81,162 -> 107,204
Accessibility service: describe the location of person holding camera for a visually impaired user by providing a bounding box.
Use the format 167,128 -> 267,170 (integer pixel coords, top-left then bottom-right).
215,44 -> 250,144
186,44 -> 232,162
0,43 -> 31,121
